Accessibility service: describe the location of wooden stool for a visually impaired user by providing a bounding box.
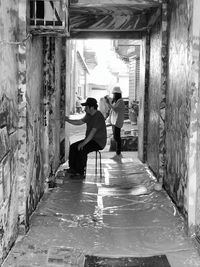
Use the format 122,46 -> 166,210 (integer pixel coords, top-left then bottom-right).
95,150 -> 102,178
85,150 -> 102,179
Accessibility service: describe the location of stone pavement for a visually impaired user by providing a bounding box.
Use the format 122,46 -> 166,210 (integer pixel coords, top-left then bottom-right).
2,150 -> 200,267
2,116 -> 200,266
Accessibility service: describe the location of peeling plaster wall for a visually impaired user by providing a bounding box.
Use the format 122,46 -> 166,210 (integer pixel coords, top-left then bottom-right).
60,39 -> 66,162
186,0 -> 200,234
146,2 -> 168,184
26,36 -> 44,224
0,0 -> 20,261
165,0 -> 192,217
17,0 -> 46,234
43,37 -> 62,176
146,0 -> 195,224
21,36 -> 62,232
0,0 -> 63,262
138,35 -> 149,162
147,19 -> 162,175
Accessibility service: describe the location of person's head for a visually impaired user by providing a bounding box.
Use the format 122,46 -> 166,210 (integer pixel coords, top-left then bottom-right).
112,86 -> 122,102
81,97 -> 98,114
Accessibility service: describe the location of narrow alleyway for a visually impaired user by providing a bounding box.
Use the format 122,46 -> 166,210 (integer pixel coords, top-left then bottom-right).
2,120 -> 200,267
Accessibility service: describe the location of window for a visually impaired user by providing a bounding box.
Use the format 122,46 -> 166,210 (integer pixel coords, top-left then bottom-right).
30,0 -> 67,31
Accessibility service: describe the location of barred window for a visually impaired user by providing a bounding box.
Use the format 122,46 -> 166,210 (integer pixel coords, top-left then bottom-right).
30,0 -> 66,29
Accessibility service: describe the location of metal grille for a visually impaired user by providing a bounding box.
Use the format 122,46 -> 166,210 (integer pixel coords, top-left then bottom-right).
30,0 -> 66,29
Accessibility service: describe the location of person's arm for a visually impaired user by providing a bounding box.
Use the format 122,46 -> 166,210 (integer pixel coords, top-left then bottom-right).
78,128 -> 97,150
64,115 -> 85,125
105,97 -> 119,112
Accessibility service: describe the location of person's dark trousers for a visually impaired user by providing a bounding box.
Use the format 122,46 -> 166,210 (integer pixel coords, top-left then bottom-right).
69,139 -> 102,175
112,125 -> 121,155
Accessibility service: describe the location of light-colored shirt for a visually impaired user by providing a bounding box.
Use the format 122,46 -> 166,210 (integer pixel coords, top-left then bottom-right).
110,99 -> 125,128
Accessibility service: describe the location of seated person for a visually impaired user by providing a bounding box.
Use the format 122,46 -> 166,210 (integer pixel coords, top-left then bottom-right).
64,97 -> 107,178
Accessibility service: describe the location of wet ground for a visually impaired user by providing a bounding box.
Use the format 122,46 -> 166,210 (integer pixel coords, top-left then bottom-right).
2,119 -> 200,266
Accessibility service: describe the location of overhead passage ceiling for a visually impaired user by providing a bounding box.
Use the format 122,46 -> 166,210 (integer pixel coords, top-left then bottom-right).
69,0 -> 162,38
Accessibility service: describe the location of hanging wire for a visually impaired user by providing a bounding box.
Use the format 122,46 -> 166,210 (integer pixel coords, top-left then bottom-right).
0,33 -> 32,46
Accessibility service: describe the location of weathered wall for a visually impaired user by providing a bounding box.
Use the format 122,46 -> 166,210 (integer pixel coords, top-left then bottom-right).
146,2 -> 168,184
0,0 -> 20,261
25,36 -> 62,224
43,37 -> 62,177
60,39 -> 66,163
165,0 -> 192,217
0,0 -> 63,262
186,0 -> 200,235
145,0 -> 195,223
25,36 -> 44,224
147,19 -> 162,175
138,36 -> 149,162
17,1 -> 47,233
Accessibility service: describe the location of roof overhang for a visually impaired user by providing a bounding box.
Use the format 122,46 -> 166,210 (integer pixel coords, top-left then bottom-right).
69,0 -> 162,38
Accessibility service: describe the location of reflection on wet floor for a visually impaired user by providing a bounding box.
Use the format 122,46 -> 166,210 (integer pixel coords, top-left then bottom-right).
2,151 -> 200,267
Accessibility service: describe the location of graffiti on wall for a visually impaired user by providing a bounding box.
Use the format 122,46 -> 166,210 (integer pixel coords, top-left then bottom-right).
0,94 -> 17,133
43,37 -> 55,175
43,36 -> 61,174
147,19 -> 161,175
24,36 -> 44,227
165,0 -> 191,217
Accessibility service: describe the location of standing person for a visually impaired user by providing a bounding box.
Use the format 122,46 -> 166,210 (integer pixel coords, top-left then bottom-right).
105,86 -> 125,160
64,97 -> 107,179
